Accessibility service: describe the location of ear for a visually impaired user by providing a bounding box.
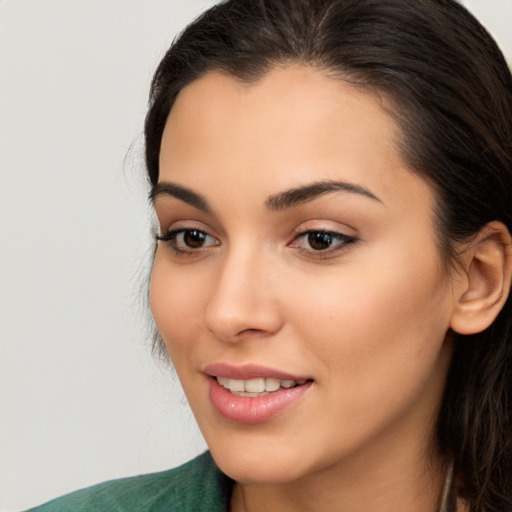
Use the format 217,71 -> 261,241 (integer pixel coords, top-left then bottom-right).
450,221 -> 512,335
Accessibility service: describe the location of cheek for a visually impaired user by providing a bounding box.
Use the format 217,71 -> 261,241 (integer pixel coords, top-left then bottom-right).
283,257 -> 453,444
286,244 -> 452,385
149,252 -> 206,360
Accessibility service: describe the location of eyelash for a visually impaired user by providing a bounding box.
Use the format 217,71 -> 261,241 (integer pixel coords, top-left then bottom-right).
155,229 -> 219,255
289,230 -> 359,258
155,228 -> 358,258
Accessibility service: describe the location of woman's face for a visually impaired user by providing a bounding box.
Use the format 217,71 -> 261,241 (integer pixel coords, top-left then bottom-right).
150,66 -> 459,484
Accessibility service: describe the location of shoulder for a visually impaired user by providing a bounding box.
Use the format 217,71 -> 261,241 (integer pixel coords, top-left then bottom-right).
25,451 -> 233,512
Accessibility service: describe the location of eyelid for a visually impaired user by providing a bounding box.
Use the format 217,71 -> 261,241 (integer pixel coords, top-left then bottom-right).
288,220 -> 360,258
155,223 -> 220,256
288,233 -> 359,261
289,230 -> 357,247
155,216 -> 221,240
156,228 -> 217,243
290,220 -> 358,239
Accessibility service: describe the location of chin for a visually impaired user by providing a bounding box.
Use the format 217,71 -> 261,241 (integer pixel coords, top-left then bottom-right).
208,442 -> 314,484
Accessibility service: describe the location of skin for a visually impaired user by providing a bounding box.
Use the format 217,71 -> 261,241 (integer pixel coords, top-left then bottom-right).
150,66 -> 467,512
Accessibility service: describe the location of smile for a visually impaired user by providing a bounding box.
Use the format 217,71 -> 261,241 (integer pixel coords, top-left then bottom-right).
216,376 -> 308,397
206,366 -> 313,423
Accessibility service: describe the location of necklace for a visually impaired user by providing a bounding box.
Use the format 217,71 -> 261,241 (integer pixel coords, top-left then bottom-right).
438,462 -> 454,512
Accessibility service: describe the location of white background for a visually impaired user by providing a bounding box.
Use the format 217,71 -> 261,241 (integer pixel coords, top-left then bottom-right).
1,1 -> 511,510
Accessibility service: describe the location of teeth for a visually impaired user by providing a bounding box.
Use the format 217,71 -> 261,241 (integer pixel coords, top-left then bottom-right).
216,376 -> 306,394
228,379 -> 245,392
265,378 -> 281,392
217,376 -> 229,387
245,378 -> 265,393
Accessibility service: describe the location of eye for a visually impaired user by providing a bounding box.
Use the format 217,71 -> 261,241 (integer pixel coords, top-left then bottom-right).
290,230 -> 358,253
156,228 -> 219,253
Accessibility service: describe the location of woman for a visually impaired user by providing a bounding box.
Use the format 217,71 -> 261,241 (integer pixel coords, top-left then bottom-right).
28,0 -> 512,511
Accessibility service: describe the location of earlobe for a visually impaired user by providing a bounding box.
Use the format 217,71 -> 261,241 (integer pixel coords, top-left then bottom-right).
450,221 -> 512,335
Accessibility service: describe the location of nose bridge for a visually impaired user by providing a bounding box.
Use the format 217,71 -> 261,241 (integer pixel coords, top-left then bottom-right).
204,241 -> 281,341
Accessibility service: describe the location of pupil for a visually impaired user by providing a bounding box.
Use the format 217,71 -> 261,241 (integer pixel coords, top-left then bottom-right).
184,230 -> 206,248
308,232 -> 332,250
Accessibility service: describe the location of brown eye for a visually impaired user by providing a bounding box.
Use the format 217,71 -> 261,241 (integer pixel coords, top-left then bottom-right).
183,230 -> 207,248
156,228 -> 219,253
289,230 -> 358,255
307,232 -> 334,251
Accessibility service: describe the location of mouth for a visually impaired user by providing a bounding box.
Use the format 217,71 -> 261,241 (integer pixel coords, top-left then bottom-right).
205,365 -> 314,423
215,376 -> 310,397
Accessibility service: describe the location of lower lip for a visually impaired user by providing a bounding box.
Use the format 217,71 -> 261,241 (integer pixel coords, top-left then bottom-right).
208,378 -> 312,424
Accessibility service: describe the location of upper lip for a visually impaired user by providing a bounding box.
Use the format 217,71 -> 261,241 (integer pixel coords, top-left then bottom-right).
204,362 -> 310,381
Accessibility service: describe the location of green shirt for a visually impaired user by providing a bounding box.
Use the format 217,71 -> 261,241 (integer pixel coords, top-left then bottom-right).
26,452 -> 233,512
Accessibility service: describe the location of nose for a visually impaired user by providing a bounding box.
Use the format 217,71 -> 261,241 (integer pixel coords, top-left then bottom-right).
203,248 -> 284,342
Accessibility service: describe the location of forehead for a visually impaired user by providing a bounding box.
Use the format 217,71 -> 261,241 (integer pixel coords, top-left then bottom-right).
164,66 -> 399,161
159,65 -> 432,213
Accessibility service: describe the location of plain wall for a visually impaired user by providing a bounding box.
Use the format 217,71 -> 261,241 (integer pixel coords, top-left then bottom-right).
1,1 -> 511,510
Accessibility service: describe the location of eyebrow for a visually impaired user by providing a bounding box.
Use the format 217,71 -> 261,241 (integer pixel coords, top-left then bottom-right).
151,182 -> 212,213
151,179 -> 382,213
265,180 -> 382,210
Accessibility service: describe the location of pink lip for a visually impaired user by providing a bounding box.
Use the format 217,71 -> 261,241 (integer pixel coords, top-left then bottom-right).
204,362 -> 308,381
204,363 -> 313,424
